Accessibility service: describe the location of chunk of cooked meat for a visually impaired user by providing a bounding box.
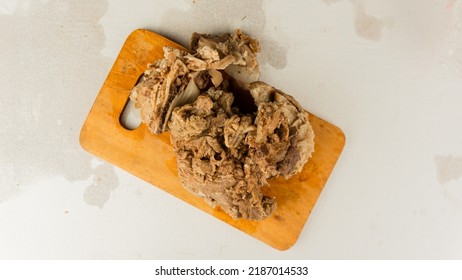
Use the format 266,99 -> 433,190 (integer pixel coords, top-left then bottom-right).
169,82 -> 314,220
130,30 -> 261,134
130,47 -> 195,134
190,29 -> 260,71
169,88 -> 276,220
131,30 -> 315,220
246,82 -> 315,178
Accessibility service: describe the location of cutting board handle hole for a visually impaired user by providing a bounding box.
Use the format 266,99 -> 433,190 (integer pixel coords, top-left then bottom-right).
119,74 -> 144,130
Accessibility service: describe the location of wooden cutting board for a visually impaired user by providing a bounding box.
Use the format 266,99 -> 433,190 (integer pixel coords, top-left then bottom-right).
80,29 -> 345,250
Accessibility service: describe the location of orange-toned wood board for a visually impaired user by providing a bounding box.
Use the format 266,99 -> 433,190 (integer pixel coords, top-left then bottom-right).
80,29 -> 346,250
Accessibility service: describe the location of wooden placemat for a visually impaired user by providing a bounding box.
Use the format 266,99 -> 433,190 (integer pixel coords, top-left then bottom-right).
80,29 -> 346,250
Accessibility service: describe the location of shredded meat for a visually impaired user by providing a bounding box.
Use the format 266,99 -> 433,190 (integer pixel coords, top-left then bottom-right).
190,29 -> 260,70
246,82 -> 314,178
130,30 -> 314,220
169,89 -> 275,219
130,47 -> 193,134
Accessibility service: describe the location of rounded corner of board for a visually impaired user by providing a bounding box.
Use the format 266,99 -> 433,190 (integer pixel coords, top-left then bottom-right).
337,126 -> 347,147
127,28 -> 147,39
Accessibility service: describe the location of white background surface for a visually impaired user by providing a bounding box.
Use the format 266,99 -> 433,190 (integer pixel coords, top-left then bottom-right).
1,0 -> 462,259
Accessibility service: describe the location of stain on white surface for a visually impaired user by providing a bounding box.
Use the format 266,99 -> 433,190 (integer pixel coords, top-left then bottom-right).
160,0 -> 287,69
351,0 -> 385,41
435,155 -> 462,207
322,0 -> 387,42
83,163 -> 119,208
0,0 -> 118,204
442,0 -> 462,76
434,155 -> 462,184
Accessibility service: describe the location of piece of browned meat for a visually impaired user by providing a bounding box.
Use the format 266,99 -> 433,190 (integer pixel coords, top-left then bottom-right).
130,30 -> 314,220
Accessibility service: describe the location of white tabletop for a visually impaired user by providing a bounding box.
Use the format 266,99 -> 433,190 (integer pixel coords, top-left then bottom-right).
1,0 -> 462,259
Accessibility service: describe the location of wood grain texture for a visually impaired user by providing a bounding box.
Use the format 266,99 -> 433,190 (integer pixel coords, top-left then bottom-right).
80,29 -> 346,250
